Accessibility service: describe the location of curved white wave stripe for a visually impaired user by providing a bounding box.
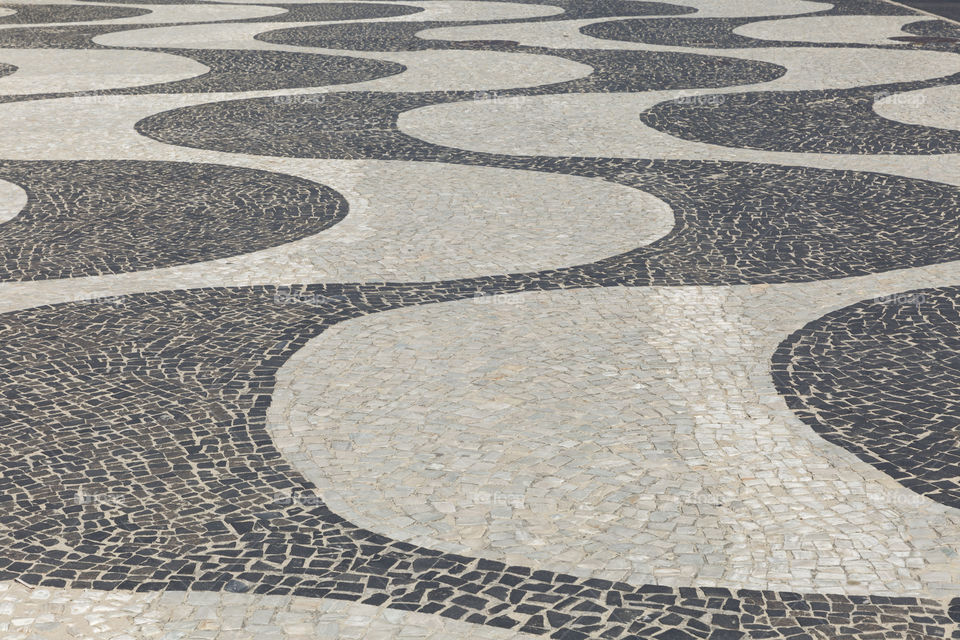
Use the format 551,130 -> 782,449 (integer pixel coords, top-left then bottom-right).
733,15 -> 926,44
418,13 -> 922,50
0,159 -> 673,310
418,18 -> 640,50
201,0 -> 567,22
417,18 -> 647,49
90,1 -> 563,50
0,45 -> 958,178
347,49 -> 593,92
0,7 -> 15,18
105,3 -> 287,24
92,21 -> 348,49
874,85 -> 960,132
0,2 -> 287,28
82,0 -> 561,39
369,0 -> 564,21
396,47 -> 960,175
0,49 -> 209,95
0,177 -> 27,224
266,285 -> 960,594
91,28 -> 598,93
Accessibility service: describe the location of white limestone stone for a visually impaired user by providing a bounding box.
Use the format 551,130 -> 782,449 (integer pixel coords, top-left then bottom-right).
0,177 -> 26,224
874,84 -> 960,131
0,49 -> 208,95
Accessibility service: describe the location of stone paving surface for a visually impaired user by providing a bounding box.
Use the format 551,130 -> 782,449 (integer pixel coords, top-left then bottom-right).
1,0 -> 960,638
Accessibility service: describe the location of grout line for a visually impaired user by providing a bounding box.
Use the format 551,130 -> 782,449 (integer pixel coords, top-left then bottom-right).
877,0 -> 960,26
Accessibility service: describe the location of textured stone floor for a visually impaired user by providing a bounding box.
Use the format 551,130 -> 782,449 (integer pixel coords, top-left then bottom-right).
1,0 -> 960,638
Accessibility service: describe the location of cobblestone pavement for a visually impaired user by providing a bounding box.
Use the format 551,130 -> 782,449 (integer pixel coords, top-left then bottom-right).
1,0 -> 960,638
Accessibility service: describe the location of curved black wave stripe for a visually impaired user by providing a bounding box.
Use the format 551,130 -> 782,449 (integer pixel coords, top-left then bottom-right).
902,18 -> 960,39
69,0 -> 681,20
581,17 -> 788,49
74,0 -> 691,19
0,49 -> 403,102
772,287 -> 960,510
241,2 -> 424,22
260,0 -> 694,24
0,3 -> 149,23
0,161 -> 347,281
896,19 -> 960,50
639,75 -> 960,155
0,24 -> 132,48
256,20 -> 486,51
72,0 -> 417,17
463,0 -> 697,20
0,3 -> 417,48
578,0 -> 922,49
0,62 -> 14,77
581,16 -> 930,50
113,50 -> 405,95
136,88 -> 960,285
0,283 -> 950,639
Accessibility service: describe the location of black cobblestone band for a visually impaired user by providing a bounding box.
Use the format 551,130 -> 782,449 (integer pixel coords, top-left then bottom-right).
0,3 -> 149,23
113,49 -> 405,95
638,75 -> 960,155
773,286 -> 960,511
0,160 -> 348,281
